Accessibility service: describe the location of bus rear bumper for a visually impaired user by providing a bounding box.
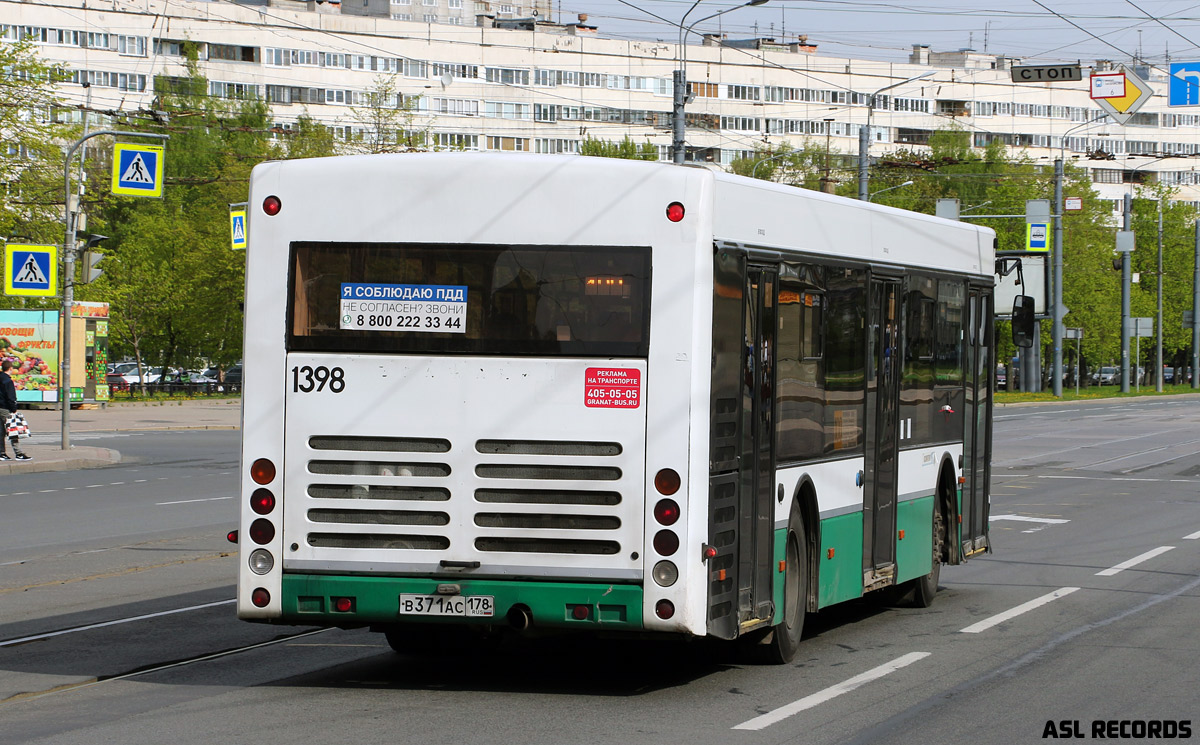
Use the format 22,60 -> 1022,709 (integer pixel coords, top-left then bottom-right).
275,574 -> 645,631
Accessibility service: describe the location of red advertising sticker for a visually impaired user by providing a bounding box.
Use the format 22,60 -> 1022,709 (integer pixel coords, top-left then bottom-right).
585,367 -> 641,409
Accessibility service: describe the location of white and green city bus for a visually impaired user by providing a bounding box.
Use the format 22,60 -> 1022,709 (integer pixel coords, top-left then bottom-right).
235,153 -> 997,663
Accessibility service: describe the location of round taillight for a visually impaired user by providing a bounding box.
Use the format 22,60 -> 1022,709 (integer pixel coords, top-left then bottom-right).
251,458 -> 276,485
572,604 -> 590,620
653,529 -> 679,556
654,498 -> 680,526
251,588 -> 271,607
652,561 -> 678,587
251,488 -> 276,515
248,549 -> 274,575
249,518 -> 275,545
655,599 -> 675,619
262,195 -> 282,216
334,597 -> 354,613
654,469 -> 681,496
666,202 -> 685,223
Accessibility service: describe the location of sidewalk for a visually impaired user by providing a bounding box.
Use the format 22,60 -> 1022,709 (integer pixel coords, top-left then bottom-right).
0,399 -> 241,475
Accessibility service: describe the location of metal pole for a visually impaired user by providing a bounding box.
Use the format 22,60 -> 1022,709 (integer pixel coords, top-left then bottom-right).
857,105 -> 871,201
1193,219 -> 1199,390
1121,193 -> 1132,394
1052,158 -> 1064,397
672,68 -> 687,164
60,130 -> 168,450
1157,199 -> 1163,392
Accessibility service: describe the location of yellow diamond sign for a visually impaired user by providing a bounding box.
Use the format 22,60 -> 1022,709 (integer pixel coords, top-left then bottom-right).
1090,65 -> 1153,124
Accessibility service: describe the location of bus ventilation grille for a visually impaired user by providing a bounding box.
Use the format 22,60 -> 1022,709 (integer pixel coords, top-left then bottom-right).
301,437 -> 628,558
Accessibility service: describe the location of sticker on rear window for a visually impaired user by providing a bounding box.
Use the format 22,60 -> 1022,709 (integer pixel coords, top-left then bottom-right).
585,367 -> 640,408
340,283 -> 467,333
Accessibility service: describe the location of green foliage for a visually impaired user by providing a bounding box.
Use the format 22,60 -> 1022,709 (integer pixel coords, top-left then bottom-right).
579,136 -> 658,160
731,142 -> 841,192
0,39 -> 77,298
350,75 -> 426,153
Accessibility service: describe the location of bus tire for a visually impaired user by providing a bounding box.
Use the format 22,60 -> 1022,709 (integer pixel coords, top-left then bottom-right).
765,507 -> 807,664
909,499 -> 944,608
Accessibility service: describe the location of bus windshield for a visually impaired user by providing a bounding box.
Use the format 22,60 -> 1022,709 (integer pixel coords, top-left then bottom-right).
288,242 -> 651,357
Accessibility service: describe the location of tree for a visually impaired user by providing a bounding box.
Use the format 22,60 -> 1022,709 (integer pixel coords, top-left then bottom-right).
350,74 -> 426,153
579,136 -> 658,160
732,141 -> 844,193
0,38 -> 76,302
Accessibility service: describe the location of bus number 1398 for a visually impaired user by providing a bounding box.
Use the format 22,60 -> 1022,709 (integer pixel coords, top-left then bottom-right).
291,365 -> 346,393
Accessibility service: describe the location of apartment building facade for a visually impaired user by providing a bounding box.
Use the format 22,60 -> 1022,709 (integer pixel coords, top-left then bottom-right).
4,0 -> 1200,208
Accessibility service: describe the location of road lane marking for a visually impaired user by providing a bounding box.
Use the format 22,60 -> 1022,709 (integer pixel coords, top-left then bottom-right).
990,515 -> 1070,524
731,652 -> 930,731
960,587 -> 1080,634
1185,531 -> 1200,540
0,599 -> 235,648
1096,546 -> 1175,576
156,496 -> 234,506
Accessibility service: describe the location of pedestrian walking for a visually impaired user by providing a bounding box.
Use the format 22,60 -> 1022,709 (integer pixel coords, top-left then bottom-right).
0,359 -> 31,460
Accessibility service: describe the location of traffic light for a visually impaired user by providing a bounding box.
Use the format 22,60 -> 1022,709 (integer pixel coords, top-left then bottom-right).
80,234 -> 108,284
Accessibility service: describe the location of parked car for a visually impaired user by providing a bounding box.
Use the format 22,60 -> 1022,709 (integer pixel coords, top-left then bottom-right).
996,365 -> 1007,390
1097,366 -> 1118,385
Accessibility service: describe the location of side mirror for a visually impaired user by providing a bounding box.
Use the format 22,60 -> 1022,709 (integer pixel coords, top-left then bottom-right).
1012,295 -> 1035,348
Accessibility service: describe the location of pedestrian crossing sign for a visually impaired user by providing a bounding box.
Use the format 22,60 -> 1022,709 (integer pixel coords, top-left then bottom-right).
230,209 -> 248,250
111,143 -> 164,197
4,244 -> 58,297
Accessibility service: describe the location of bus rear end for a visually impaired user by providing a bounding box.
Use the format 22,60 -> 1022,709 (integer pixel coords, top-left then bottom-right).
236,154 -> 713,641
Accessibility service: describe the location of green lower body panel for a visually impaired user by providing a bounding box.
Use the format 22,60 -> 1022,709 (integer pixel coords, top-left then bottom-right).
281,574 -> 644,631
817,512 -> 864,609
895,496 -> 934,584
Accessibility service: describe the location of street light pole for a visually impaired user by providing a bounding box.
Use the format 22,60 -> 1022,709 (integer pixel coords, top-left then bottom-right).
60,130 -> 167,450
672,0 -> 768,165
868,180 -> 914,202
857,71 -> 934,201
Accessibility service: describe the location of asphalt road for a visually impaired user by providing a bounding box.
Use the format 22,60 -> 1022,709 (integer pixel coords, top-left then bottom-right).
0,399 -> 1197,744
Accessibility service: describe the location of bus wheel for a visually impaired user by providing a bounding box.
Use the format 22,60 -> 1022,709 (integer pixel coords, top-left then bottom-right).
910,500 -> 944,608
766,509 -> 807,664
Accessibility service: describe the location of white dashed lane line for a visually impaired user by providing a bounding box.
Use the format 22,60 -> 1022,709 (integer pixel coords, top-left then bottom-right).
731,652 -> 931,731
960,587 -> 1081,634
1095,546 -> 1176,577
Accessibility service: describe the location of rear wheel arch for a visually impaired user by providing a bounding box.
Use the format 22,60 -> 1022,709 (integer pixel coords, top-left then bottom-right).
792,477 -> 820,612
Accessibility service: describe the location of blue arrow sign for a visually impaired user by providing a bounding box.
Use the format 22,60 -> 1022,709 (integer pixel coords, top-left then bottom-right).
1169,62 -> 1200,107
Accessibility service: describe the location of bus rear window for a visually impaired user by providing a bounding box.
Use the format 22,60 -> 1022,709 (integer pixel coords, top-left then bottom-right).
288,242 -> 651,357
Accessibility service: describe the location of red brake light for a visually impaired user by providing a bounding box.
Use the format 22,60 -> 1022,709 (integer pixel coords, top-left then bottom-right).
226,530 -> 239,544
251,458 -> 276,485
251,488 -> 276,515
666,202 -> 685,222
655,599 -> 675,619
571,604 -> 590,620
654,498 -> 680,526
653,529 -> 679,556
262,195 -> 281,215
333,597 -> 354,613
249,518 -> 275,545
654,469 -> 681,496
251,588 -> 271,607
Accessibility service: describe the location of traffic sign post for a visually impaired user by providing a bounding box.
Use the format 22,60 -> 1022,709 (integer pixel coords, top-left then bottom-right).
1169,62 -> 1200,107
4,244 -> 57,297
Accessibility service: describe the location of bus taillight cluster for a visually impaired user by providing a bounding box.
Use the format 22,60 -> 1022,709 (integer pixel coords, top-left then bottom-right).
652,468 -> 682,618
248,458 -> 278,606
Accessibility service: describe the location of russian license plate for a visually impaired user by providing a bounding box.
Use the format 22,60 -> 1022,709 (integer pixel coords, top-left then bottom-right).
399,594 -> 495,617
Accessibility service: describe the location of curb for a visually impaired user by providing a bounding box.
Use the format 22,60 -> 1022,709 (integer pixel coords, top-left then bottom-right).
0,446 -> 121,475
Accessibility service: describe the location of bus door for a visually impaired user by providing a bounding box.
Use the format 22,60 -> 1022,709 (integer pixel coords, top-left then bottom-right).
737,265 -> 778,628
961,286 -> 993,557
863,275 -> 900,588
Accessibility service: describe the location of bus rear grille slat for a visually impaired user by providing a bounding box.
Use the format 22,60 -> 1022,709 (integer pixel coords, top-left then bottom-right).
475,488 -> 621,506
309,436 -> 451,453
476,440 -> 622,456
473,512 -> 620,530
309,461 -> 451,477
308,509 -> 450,526
308,533 -> 450,550
474,537 -> 620,555
475,464 -> 621,481
308,484 -> 451,501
